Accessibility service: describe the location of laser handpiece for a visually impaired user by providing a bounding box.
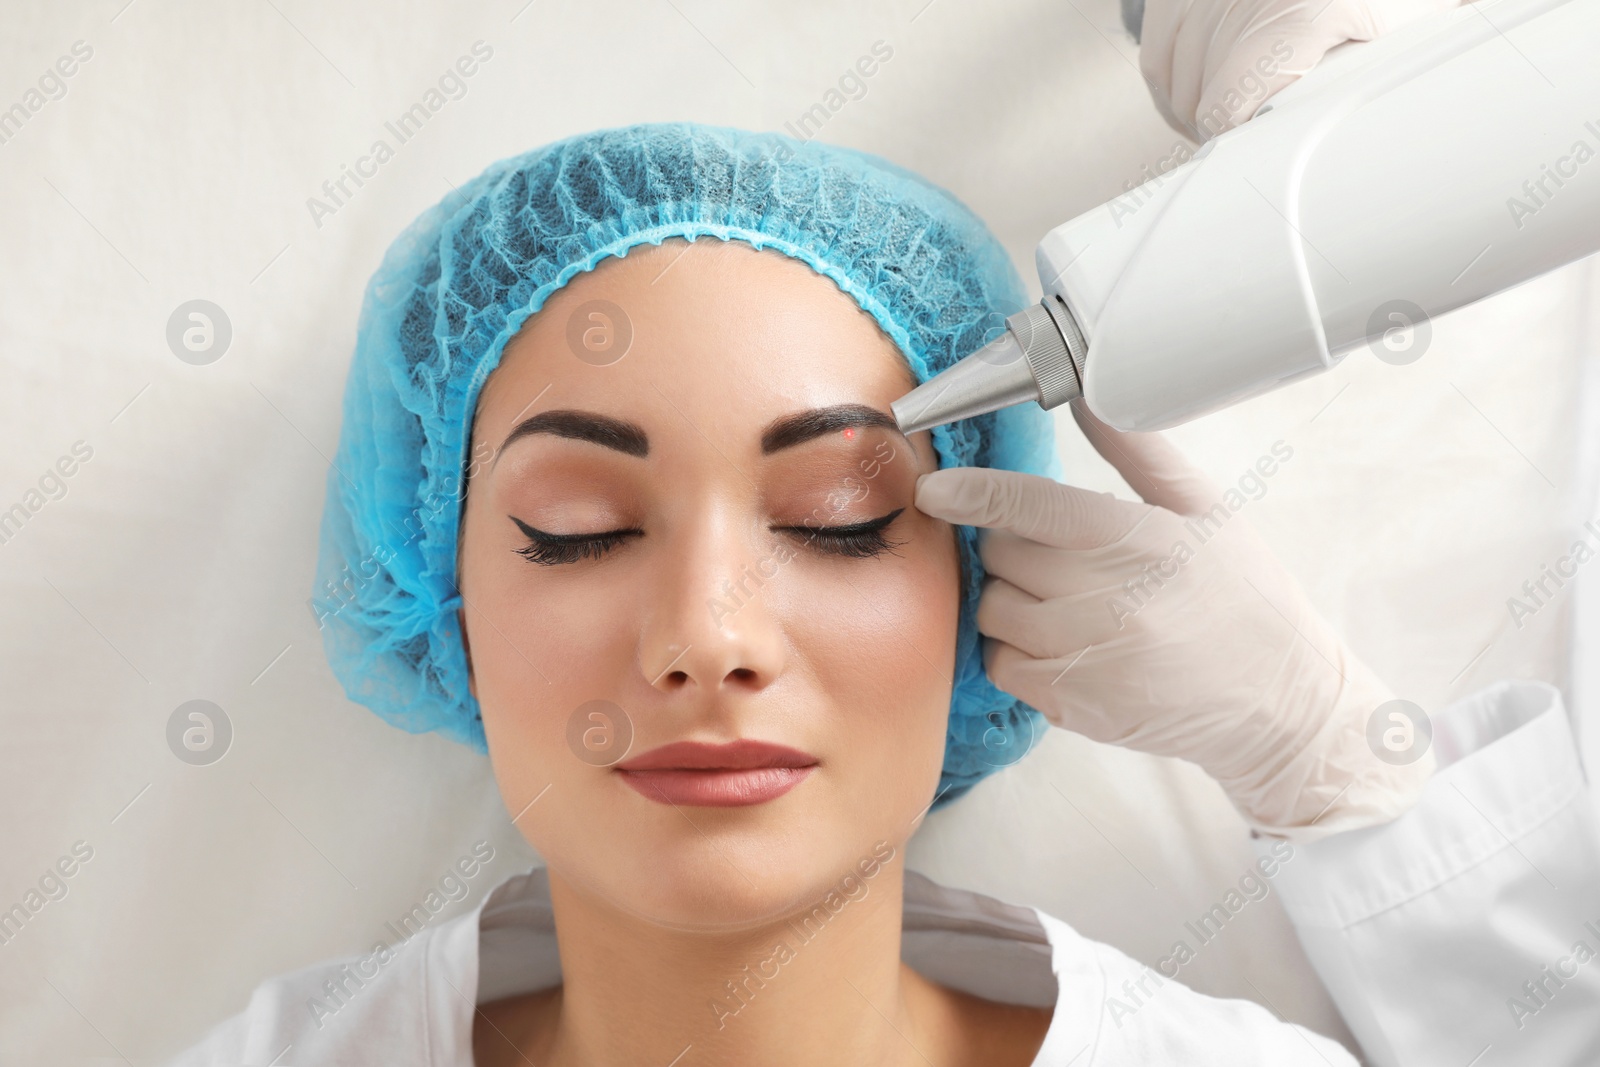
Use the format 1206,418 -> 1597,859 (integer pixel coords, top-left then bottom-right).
894,0 -> 1600,436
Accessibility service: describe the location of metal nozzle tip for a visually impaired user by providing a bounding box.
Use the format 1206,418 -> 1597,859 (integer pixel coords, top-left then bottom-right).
891,332 -> 1039,435
891,297 -> 1086,435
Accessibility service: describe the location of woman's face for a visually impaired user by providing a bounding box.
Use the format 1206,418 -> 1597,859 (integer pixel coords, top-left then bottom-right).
458,239 -> 960,929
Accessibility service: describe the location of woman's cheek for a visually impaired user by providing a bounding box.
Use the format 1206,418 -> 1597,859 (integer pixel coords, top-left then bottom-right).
785,540 -> 959,730
473,566 -> 632,769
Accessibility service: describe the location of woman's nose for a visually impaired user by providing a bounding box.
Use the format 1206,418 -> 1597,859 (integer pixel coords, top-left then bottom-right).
639,521 -> 788,697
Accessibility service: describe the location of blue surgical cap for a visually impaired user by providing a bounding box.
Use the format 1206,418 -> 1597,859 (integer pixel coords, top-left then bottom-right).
314,122 -> 1061,806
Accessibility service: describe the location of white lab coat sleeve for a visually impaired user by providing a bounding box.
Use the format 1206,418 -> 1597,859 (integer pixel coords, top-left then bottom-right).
1263,680 -> 1600,1067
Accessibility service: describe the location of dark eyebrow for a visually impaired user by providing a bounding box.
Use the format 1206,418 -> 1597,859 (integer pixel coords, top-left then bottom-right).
495,410 -> 649,466
494,404 -> 900,465
761,404 -> 906,455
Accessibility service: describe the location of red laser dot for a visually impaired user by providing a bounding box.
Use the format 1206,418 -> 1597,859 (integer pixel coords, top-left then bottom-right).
842,427 -> 857,440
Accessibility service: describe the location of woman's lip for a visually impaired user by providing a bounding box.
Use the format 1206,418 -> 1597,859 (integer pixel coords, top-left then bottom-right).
617,766 -> 816,807
615,739 -> 818,772
614,740 -> 819,807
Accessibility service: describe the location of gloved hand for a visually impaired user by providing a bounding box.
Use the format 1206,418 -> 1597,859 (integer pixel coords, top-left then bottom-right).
916,404 -> 1434,840
1137,0 -> 1462,141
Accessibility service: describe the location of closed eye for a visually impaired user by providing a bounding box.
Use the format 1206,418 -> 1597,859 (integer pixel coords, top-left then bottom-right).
510,516 -> 642,566
773,508 -> 906,559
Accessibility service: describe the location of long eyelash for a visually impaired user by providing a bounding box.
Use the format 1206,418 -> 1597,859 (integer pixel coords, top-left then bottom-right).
511,516 -> 642,566
777,508 -> 906,559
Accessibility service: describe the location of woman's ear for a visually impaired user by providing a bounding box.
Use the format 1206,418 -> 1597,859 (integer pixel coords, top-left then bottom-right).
459,607 -> 477,699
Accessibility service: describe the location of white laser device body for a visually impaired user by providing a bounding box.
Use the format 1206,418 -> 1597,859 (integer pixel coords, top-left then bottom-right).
892,0 -> 1600,434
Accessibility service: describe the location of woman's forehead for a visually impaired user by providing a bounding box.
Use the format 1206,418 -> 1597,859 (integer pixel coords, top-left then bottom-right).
475,241 -> 916,450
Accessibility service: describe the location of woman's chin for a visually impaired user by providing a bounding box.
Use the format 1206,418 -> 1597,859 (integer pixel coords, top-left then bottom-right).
567,862 -> 844,933
546,826 -> 892,934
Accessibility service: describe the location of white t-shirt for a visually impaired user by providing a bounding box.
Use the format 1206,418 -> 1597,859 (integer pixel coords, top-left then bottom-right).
169,865 -> 1354,1066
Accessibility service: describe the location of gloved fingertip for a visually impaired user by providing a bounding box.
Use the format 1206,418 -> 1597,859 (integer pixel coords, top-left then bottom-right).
913,468 -> 969,519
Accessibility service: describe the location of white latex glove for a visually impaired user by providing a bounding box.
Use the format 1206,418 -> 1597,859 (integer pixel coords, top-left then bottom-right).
1138,0 -> 1463,141
915,404 -> 1434,841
